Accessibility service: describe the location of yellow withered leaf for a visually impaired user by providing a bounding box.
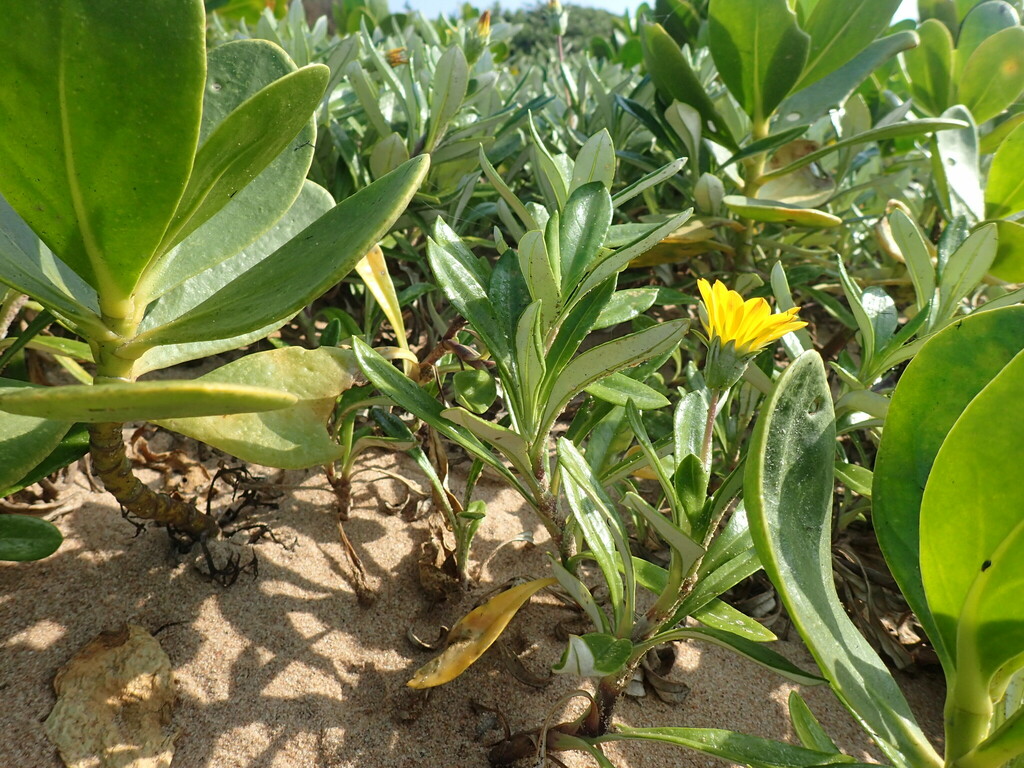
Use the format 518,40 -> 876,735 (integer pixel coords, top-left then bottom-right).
407,577 -> 557,688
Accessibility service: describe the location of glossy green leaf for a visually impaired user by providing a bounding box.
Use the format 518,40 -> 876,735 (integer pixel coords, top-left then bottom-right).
160,63 -> 329,253
640,22 -> 735,149
0,422 -> 88,498
594,288 -> 659,329
156,347 -> 356,469
889,209 -> 936,313
991,220 -> 1024,282
789,692 -> 840,752
0,380 -> 73,492
902,18 -> 954,116
874,307 -> 1024,671
674,548 -> 762,621
956,1 -> 1020,79
778,30 -> 919,127
426,45 -> 469,151
936,223 -> 997,320
560,183 -> 613,294
142,39 -> 317,300
723,196 -> 842,228
933,106 -> 984,221
597,726 -> 851,768
708,0 -> 810,123
452,369 -> 497,414
585,373 -> 670,410
958,26 -> 1024,124
985,120 -> 1024,219
0,380 -> 296,423
553,633 -> 633,677
746,352 -> 940,768
920,346 -> 1024,667
691,598 -> 777,642
540,319 -> 689,434
0,514 -> 63,562
795,0 -> 902,89
135,181 -> 334,374
0,1 -> 205,298
137,155 -> 429,347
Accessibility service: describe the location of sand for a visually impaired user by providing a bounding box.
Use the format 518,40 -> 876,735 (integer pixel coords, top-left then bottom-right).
0,446 -> 944,768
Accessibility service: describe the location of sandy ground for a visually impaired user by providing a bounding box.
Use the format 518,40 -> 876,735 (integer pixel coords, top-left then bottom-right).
0,447 -> 945,768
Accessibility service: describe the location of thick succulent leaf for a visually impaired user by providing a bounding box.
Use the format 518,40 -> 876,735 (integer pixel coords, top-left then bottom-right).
560,182 -> 613,294
0,422 -> 89,498
902,19 -> 954,116
723,196 -> 841,228
0,514 -> 63,562
407,578 -> 556,688
691,598 -> 776,642
747,352 -> 941,768
570,130 -> 616,193
553,633 -> 633,677
873,306 -> 1024,671
143,40 -> 317,298
585,374 -> 670,410
0,379 -> 73,492
933,106 -> 983,221
134,181 -> 334,374
991,220 -> 1024,282
426,45 -> 469,151
598,726 -> 852,768
985,121 -> 1024,220
708,0 -> 810,123
0,197 -> 101,334
0,1 -> 205,298
956,1 -> 1020,81
159,63 -> 329,253
920,346 -> 1024,667
0,381 -> 296,423
958,26 -> 1024,125
795,0 -> 902,89
136,156 -> 429,347
156,347 -> 355,469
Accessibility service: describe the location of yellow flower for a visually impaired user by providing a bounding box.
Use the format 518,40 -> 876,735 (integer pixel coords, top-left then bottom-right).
385,47 -> 408,67
696,278 -> 807,389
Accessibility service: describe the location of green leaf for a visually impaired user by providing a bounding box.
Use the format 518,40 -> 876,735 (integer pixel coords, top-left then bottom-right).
597,726 -> 852,768
932,106 -> 983,221
426,45 -> 469,152
137,155 -> 429,347
746,352 -> 940,768
369,133 -> 410,179
540,320 -> 689,434
991,220 -> 1024,282
955,1 -> 1020,80
160,63 -> 329,253
142,39 -> 317,300
640,22 -> 736,149
0,379 -> 73,492
919,344 -> 1024,669
795,0 -> 902,89
958,26 -> 1024,124
155,347 -> 355,469
874,306 -> 1024,672
691,598 -> 777,642
135,180 -> 335,375
0,381 -> 296,423
569,130 -> 616,194
452,369 -> 497,414
560,182 -> 613,293
553,633 -> 633,677
935,223 -> 997,320
440,407 -> 532,478
889,210 -> 936,314
778,30 -> 919,127
985,120 -> 1024,219
789,692 -> 840,752
585,374 -> 670,410
0,514 -> 62,562
0,0 -> 205,299
708,0 -> 810,123
594,288 -> 659,330
723,196 -> 841,228
902,18 -> 955,116
0,422 -> 88,498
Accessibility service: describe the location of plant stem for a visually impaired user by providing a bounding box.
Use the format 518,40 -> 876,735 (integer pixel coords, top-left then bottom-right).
701,388 -> 722,472
736,118 -> 771,269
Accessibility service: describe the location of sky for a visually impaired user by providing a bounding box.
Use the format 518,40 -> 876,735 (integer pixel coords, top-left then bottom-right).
402,0 -> 918,24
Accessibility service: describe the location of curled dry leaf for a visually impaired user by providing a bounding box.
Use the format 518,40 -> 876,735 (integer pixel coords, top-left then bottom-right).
407,577 -> 557,688
45,624 -> 176,768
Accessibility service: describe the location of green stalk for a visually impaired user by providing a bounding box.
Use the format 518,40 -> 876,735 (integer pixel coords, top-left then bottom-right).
737,118 -> 771,269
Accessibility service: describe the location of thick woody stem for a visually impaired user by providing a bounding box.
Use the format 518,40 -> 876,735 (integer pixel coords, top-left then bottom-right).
88,422 -> 220,539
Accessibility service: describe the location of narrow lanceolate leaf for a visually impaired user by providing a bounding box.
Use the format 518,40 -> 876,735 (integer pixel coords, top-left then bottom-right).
156,347 -> 356,469
540,319 -> 689,434
889,210 -> 935,314
794,0 -> 902,90
0,380 -> 296,423
873,306 -> 1024,672
0,0 -> 205,298
440,407 -> 532,478
136,156 -> 429,347
426,45 -> 469,151
159,63 -> 329,253
708,0 -> 810,123
407,578 -> 556,688
747,352 -> 941,768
